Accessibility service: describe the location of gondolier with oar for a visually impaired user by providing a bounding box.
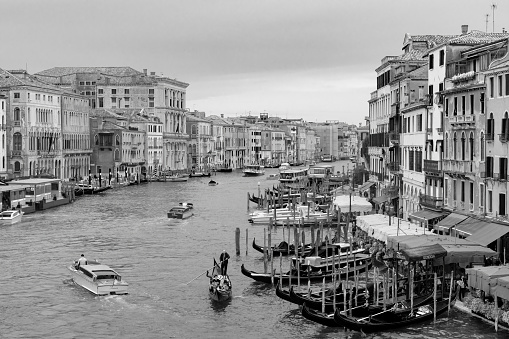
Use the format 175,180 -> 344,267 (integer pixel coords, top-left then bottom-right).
220,250 -> 230,275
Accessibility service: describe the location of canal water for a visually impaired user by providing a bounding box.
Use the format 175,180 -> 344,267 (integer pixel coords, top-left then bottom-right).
0,160 -> 507,338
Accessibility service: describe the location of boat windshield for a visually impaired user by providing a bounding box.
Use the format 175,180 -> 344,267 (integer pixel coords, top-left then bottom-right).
94,270 -> 119,280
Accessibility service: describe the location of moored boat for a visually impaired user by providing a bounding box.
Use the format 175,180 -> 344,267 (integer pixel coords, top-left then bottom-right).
333,294 -> 455,333
189,172 -> 211,178
168,202 -> 194,219
68,260 -> 128,295
241,256 -> 370,285
0,209 -> 23,225
252,238 -> 316,257
208,180 -> 218,186
243,164 -> 265,176
208,259 -> 232,302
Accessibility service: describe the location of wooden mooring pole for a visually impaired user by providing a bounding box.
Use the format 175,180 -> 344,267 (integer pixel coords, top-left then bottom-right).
235,227 -> 240,256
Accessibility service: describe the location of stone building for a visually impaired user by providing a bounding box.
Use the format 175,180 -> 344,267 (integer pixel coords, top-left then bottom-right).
35,67 -> 189,171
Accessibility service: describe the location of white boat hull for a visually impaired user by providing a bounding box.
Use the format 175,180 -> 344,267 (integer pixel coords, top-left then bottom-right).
68,266 -> 128,295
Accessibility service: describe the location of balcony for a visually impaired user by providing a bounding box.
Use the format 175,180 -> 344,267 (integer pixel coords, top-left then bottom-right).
423,159 -> 441,174
389,132 -> 400,144
500,134 -> 508,143
436,127 -> 443,134
449,115 -> 475,128
443,160 -> 474,175
420,194 -> 444,210
486,133 -> 495,141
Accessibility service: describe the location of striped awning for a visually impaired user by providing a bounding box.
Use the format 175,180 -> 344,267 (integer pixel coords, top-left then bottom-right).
433,213 -> 469,233
409,209 -> 446,223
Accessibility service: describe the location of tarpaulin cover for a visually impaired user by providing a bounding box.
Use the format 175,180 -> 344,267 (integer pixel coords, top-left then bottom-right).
333,195 -> 372,213
400,243 -> 447,262
439,244 -> 496,265
466,266 -> 509,295
409,210 -> 446,223
467,222 -> 509,246
356,215 -> 431,243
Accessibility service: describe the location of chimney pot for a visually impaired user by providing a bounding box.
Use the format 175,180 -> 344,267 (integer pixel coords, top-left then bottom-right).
461,25 -> 468,35
221,114 -> 224,118
143,69 -> 147,75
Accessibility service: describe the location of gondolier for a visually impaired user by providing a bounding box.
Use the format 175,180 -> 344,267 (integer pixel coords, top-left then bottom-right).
220,250 -> 230,275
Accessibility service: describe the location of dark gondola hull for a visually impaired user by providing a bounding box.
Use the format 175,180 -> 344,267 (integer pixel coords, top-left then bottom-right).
289,286 -> 367,312
301,303 -> 341,327
241,261 -> 371,285
333,296 -> 455,333
252,238 -> 315,257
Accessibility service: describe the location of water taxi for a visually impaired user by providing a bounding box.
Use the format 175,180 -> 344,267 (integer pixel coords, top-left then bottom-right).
279,163 -> 291,172
267,173 -> 280,180
308,164 -> 335,180
167,202 -> 194,219
68,260 -> 128,295
279,168 -> 308,189
243,164 -> 265,176
0,210 -> 23,225
321,154 -> 333,162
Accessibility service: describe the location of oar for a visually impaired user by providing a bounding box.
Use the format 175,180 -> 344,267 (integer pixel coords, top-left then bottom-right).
357,305 -> 396,322
185,260 -> 224,285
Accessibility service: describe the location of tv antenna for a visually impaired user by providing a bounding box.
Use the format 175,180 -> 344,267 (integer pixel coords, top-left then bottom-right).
492,3 -> 497,32
485,13 -> 490,32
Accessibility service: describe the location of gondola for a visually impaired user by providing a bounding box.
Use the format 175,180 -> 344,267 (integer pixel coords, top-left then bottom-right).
208,259 -> 232,302
303,291 -> 438,328
241,259 -> 371,285
252,238 -> 315,257
333,293 -> 456,333
208,180 -> 218,186
301,302 -> 342,327
289,285 -> 367,312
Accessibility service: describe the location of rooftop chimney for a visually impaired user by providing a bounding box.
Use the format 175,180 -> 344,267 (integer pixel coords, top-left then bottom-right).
461,25 -> 468,35
221,114 -> 224,118
150,72 -> 156,76
143,69 -> 147,75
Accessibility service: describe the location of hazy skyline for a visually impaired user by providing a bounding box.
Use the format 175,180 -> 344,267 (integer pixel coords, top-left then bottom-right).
2,0 -> 508,125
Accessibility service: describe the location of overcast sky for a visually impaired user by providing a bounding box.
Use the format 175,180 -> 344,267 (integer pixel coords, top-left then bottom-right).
2,0 -> 508,125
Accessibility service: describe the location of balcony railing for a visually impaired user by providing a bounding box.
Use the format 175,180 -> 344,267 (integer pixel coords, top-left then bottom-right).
443,160 -> 474,175
500,134 -> 508,143
389,132 -> 400,144
419,194 -> 444,210
486,133 -> 495,141
423,159 -> 441,174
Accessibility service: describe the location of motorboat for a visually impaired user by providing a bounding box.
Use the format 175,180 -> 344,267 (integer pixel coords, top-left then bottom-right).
278,163 -> 291,172
68,260 -> 128,295
0,210 -> 23,224
164,175 -> 188,182
243,164 -> 265,176
266,173 -> 280,180
189,172 -> 211,178
208,180 -> 218,186
168,202 -> 194,219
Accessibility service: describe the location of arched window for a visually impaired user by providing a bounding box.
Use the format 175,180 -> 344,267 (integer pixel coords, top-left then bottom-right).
461,132 -> 466,160
13,132 -> 22,151
469,132 -> 474,161
481,132 -> 485,160
14,107 -> 20,121
487,113 -> 494,138
14,161 -> 21,173
453,133 -> 458,160
116,135 -> 120,146
503,112 -> 509,140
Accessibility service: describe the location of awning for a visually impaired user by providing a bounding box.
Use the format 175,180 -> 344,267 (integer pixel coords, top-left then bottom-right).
372,195 -> 388,205
454,218 -> 492,236
358,181 -> 375,192
439,244 -> 496,265
467,222 -> 509,246
400,243 -> 447,262
433,213 -> 469,232
409,210 -> 446,223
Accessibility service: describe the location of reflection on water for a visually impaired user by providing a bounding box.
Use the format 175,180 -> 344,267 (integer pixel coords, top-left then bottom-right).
0,162 -> 508,338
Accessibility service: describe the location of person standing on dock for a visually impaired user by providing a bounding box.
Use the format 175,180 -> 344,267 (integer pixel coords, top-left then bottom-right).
220,250 -> 230,275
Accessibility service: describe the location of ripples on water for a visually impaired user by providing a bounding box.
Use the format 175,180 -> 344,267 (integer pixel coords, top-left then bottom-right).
0,162 -> 508,338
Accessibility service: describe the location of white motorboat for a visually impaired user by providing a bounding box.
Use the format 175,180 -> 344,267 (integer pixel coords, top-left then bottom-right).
0,210 -> 23,225
243,164 -> 265,176
167,202 -> 194,219
68,260 -> 128,295
266,173 -> 280,180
